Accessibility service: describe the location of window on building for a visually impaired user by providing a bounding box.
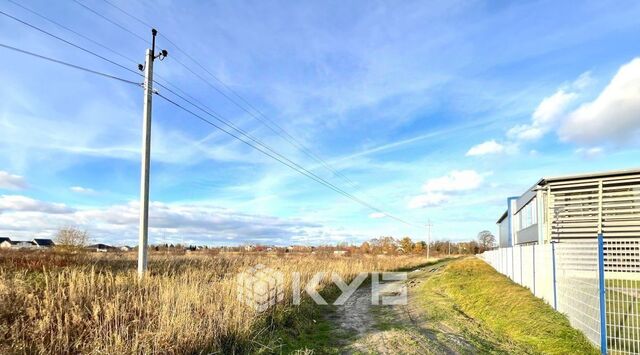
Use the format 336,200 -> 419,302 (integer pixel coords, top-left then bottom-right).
517,197 -> 537,230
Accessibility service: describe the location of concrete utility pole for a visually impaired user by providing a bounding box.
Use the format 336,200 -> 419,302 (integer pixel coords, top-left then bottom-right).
138,29 -> 167,278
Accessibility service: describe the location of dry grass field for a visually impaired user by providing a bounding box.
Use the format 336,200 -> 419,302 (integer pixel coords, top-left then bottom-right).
0,249 -> 430,354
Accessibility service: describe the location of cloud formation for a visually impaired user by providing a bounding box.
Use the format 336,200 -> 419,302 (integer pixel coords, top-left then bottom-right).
70,186 -> 96,194
575,147 -> 604,159
466,140 -> 505,156
409,170 -> 484,209
560,58 -> 640,145
0,195 -> 73,214
0,195 -> 351,246
0,171 -> 27,190
508,89 -> 578,141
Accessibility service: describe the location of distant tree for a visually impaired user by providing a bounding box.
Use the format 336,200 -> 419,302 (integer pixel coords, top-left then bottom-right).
399,237 -> 414,254
54,227 -> 89,247
360,241 -> 371,254
413,241 -> 426,254
372,236 -> 398,254
477,230 -> 496,251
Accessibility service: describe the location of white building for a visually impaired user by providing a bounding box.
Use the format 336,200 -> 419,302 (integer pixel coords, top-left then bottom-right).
497,168 -> 640,247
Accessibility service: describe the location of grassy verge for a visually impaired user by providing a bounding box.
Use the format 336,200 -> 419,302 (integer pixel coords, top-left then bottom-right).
425,257 -> 598,355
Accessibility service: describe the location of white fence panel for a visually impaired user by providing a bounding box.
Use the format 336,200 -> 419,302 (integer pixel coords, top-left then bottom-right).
521,245 -> 535,291
533,244 -> 554,305
513,245 -> 523,285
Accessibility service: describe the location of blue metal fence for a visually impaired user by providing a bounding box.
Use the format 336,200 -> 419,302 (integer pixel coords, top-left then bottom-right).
479,237 -> 640,355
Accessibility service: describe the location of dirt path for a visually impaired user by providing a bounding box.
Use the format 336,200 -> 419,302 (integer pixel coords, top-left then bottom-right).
326,259 -> 488,355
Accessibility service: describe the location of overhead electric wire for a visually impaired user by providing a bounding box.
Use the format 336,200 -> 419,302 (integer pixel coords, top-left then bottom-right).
155,81 -> 419,226
5,0 -> 139,66
71,0 -> 148,44
96,0 -> 365,191
6,2 -> 420,227
101,0 -> 153,29
155,90 -> 419,227
74,1 -> 409,223
0,42 -> 141,85
0,9 -> 141,78
3,1 -> 186,103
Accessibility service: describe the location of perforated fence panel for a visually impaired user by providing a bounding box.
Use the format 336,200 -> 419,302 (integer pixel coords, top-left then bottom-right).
604,238 -> 640,354
479,238 -> 640,353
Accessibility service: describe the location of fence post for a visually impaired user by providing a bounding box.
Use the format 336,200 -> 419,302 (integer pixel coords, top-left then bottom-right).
532,245 -> 536,296
597,233 -> 607,355
512,246 -> 515,280
520,244 -> 523,285
551,241 -> 557,310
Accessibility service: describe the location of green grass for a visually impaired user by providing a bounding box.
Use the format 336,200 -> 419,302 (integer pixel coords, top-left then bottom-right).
424,257 -> 599,355
257,286 -> 346,354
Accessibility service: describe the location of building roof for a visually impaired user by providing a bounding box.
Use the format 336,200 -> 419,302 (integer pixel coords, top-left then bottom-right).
88,243 -> 114,249
496,210 -> 508,224
0,237 -> 10,243
537,167 -> 640,186
33,238 -> 55,246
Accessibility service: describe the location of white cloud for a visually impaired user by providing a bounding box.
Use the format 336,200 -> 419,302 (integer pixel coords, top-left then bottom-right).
408,170 -> 484,209
560,57 -> 640,145
408,192 -> 449,209
0,171 -> 27,190
508,89 -> 578,141
0,195 -> 344,246
0,195 -> 73,214
572,71 -> 594,90
70,186 -> 96,194
466,140 -> 505,156
368,212 -> 386,219
422,170 -> 484,193
575,147 -> 604,159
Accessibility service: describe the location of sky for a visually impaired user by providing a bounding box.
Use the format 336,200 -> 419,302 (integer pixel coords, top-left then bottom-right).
1,0 -> 640,246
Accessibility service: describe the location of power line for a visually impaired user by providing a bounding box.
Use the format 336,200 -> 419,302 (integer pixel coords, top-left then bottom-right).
0,9 -> 141,78
95,0 -> 365,192
0,43 -> 141,86
71,0 -> 149,44
153,78 -> 420,227
5,0 -> 139,66
4,1 -> 187,102
101,0 -> 153,29
5,3 -> 419,227
155,90 -> 420,227
154,82 -> 419,226
74,1 -> 397,216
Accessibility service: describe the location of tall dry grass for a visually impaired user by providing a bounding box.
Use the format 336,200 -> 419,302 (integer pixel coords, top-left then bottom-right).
0,250 -> 429,354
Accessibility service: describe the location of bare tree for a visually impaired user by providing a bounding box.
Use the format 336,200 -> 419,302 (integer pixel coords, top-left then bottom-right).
55,227 -> 90,247
477,230 -> 496,251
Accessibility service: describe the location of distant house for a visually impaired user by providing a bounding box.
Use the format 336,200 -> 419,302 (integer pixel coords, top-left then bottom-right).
0,238 -> 37,249
87,243 -> 114,252
119,246 -> 132,251
0,238 -> 55,249
333,250 -> 348,256
33,238 -> 55,248
11,240 -> 37,248
0,237 -> 11,249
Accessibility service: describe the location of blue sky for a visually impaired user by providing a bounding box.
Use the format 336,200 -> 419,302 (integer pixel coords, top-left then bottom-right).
1,0 -> 640,246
